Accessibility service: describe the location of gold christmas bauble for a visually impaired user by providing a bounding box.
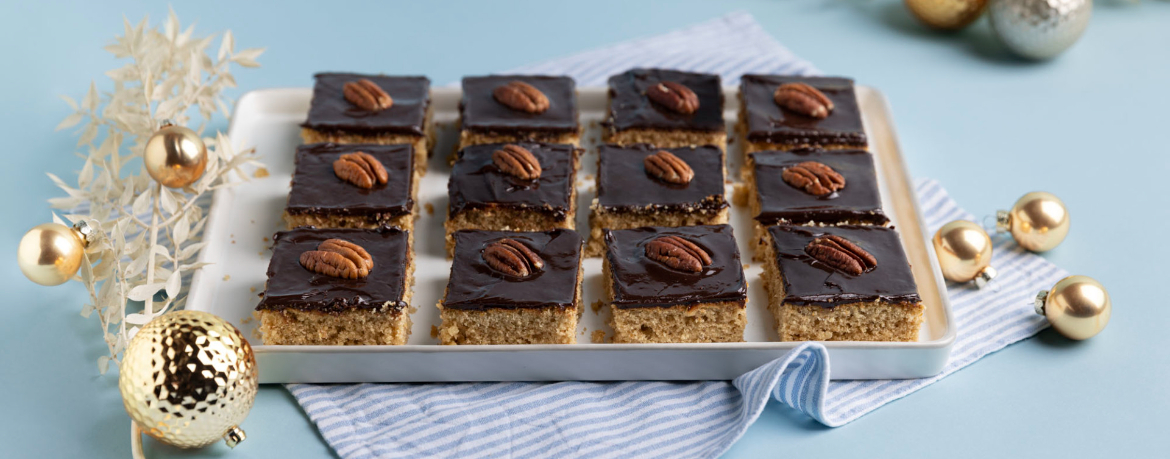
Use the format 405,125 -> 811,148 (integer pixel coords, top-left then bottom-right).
1035,275 -> 1110,340
120,310 -> 257,449
996,191 -> 1069,252
17,222 -> 90,286
144,123 -> 208,188
932,220 -> 997,287
906,0 -> 987,30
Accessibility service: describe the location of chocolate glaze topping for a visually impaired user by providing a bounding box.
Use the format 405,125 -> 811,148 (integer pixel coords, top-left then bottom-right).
752,149 -> 888,226
444,229 -> 583,311
768,225 -> 920,307
286,143 -> 414,218
741,75 -> 866,147
605,225 -> 746,308
606,68 -> 724,133
302,73 -> 430,136
448,143 -> 578,219
461,75 -> 579,133
257,227 -> 410,313
597,144 -> 728,212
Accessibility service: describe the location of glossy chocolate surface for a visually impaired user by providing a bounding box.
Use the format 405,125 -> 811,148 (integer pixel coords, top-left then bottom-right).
741,75 -> 866,147
444,229 -> 583,310
286,143 -> 414,217
606,68 -> 724,132
257,227 -> 410,313
448,142 -> 578,219
461,75 -> 579,133
605,225 -> 746,308
768,225 -> 920,307
302,73 -> 430,136
752,149 -> 887,225
597,144 -> 727,212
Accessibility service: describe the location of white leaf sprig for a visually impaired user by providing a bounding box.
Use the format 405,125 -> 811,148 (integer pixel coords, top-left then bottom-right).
52,10 -> 265,374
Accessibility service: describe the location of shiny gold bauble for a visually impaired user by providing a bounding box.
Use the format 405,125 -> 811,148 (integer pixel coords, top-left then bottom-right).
906,0 -> 987,30
932,220 -> 997,287
996,191 -> 1070,252
120,310 -> 257,449
17,221 -> 91,286
1035,275 -> 1110,340
143,123 -> 208,188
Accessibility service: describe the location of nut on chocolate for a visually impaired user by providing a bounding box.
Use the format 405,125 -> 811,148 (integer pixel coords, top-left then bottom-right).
333,151 -> 389,189
781,161 -> 845,196
342,79 -> 393,112
299,238 -> 374,279
773,83 -> 833,119
643,150 -> 694,185
645,81 -> 700,115
645,235 -> 711,273
492,144 -> 542,180
483,238 -> 545,278
805,235 -> 875,275
492,81 -> 550,114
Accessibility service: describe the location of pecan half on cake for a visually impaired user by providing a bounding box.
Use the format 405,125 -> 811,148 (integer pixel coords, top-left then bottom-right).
602,225 -> 747,343
438,229 -> 584,345
760,225 -> 923,342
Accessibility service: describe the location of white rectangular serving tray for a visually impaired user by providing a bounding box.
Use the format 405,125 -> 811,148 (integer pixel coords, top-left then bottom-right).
186,85 -> 955,383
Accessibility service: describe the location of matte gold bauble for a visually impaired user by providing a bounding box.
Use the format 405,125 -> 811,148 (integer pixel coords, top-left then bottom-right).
932,220 -> 997,287
906,0 -> 987,30
996,191 -> 1069,252
120,310 -> 257,449
143,123 -> 207,188
17,221 -> 93,286
1035,275 -> 1110,340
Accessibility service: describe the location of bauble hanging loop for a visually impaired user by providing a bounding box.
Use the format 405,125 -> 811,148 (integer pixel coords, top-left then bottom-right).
995,191 -> 1069,252
932,220 -> 997,288
119,310 -> 258,449
1035,275 -> 1110,340
17,220 -> 94,286
144,121 -> 208,188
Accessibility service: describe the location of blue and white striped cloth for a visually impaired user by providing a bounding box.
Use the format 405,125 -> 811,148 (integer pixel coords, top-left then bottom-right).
288,13 -> 1069,458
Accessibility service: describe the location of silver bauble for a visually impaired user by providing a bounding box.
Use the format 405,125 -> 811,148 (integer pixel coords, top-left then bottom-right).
988,0 -> 1091,60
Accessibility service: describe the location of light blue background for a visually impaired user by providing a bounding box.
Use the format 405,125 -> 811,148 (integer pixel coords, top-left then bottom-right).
2,1 -> 1167,457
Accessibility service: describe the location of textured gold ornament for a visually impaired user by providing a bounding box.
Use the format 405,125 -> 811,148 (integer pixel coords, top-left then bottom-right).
932,220 -> 997,287
119,310 -> 257,449
17,221 -> 93,286
906,0 -> 987,30
144,123 -> 208,188
996,191 -> 1069,252
1035,275 -> 1110,340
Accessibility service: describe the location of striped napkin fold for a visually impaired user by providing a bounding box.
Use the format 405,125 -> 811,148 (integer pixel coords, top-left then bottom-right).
288,13 -> 1068,459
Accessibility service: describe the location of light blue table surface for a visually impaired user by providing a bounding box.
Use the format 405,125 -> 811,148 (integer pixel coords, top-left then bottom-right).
2,1 -> 1167,457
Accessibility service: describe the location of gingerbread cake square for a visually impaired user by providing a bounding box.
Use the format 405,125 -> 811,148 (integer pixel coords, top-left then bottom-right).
602,225 -> 747,343
737,75 -> 866,160
746,149 -> 887,259
438,229 -> 584,345
301,73 -> 433,174
586,144 -> 728,257
458,75 -> 580,152
256,227 -> 414,345
761,225 -> 923,342
283,143 -> 416,233
445,142 -> 580,256
604,68 -> 726,150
